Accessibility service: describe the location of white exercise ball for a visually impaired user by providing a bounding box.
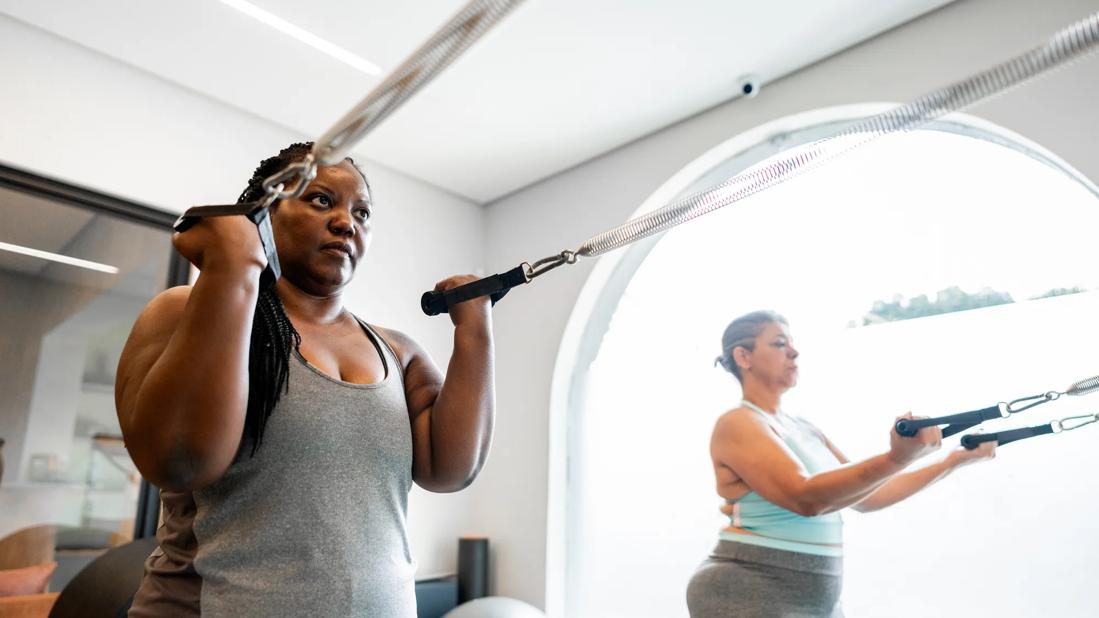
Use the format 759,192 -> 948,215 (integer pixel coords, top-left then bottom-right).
442,596 -> 546,618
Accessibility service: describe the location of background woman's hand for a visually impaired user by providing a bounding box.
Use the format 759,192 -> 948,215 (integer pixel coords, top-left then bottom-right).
889,413 -> 942,466
945,437 -> 997,469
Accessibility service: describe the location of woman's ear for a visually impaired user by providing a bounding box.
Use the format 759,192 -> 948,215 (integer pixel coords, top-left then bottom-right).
732,346 -> 751,373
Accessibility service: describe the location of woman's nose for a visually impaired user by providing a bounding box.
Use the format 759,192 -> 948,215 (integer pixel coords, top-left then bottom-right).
329,208 -> 355,236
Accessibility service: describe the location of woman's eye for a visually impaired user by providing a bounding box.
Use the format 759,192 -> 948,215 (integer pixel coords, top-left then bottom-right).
308,194 -> 332,207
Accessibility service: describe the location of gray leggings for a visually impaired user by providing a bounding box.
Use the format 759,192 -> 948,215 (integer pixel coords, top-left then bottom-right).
686,541 -> 843,618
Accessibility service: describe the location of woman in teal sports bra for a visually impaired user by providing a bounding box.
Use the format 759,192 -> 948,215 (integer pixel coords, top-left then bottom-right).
686,310 -> 996,618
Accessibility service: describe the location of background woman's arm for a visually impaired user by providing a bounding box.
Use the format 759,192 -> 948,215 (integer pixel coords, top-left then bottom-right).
713,410 -> 941,516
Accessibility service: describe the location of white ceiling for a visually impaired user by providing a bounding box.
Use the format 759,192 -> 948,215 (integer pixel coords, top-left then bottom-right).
0,0 -> 955,202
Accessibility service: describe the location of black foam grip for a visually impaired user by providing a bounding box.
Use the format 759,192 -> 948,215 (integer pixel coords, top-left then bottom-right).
421,287 -> 510,316
961,433 -> 996,449
421,266 -> 528,316
895,418 -> 935,437
173,213 -> 200,233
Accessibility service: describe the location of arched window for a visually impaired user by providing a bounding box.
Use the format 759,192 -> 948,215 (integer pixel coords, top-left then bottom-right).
551,105 -> 1099,617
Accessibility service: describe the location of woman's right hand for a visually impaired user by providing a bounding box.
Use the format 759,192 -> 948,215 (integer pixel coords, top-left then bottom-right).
172,214 -> 267,275
888,413 -> 942,466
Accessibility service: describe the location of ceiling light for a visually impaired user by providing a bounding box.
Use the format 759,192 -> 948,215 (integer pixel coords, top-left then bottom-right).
218,0 -> 381,76
0,241 -> 120,274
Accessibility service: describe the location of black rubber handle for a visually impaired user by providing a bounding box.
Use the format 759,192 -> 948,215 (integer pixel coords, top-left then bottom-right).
421,291 -> 447,316
173,202 -> 263,231
422,287 -> 510,316
960,433 -> 996,449
895,418 -> 937,437
421,265 -> 529,316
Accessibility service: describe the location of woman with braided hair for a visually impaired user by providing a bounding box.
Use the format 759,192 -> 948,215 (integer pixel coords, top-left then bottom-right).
686,310 -> 996,617
116,143 -> 495,616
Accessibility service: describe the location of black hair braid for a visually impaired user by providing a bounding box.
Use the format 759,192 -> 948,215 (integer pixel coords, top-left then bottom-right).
245,287 -> 301,455
239,142 -> 311,455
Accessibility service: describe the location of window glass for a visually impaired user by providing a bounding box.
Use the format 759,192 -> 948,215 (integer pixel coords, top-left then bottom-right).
565,130 -> 1099,617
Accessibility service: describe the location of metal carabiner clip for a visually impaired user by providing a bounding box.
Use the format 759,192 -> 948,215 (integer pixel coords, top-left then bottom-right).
1004,391 -> 1060,414
1052,413 -> 1099,433
521,250 -> 577,282
261,155 -> 318,201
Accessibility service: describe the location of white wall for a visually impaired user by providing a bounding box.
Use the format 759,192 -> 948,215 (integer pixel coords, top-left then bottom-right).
480,0 -> 1099,609
0,14 -> 486,577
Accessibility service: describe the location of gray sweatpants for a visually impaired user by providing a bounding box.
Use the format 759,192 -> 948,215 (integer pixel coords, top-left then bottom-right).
686,541 -> 843,618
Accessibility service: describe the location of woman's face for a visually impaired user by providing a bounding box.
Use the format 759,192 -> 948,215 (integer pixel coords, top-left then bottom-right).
270,160 -> 372,295
739,321 -> 800,390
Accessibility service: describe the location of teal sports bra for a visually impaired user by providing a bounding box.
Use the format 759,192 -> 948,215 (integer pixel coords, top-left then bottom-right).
719,400 -> 844,557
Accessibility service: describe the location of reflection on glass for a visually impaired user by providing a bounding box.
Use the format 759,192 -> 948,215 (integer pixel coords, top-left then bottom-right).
0,185 -> 170,589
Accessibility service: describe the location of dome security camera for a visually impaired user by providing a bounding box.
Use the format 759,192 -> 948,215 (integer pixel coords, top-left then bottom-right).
737,74 -> 761,98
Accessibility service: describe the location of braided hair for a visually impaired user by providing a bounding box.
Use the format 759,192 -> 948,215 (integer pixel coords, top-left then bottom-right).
237,142 -> 370,455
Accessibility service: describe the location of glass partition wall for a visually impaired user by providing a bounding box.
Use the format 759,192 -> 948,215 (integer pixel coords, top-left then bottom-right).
0,164 -> 186,589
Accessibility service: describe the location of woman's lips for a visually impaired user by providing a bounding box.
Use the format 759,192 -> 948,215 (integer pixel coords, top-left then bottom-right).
320,242 -> 353,259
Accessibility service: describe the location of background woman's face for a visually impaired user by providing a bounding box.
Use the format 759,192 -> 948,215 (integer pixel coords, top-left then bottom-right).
744,322 -> 799,389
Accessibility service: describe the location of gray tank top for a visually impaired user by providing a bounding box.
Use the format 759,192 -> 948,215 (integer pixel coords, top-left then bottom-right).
129,320 -> 416,617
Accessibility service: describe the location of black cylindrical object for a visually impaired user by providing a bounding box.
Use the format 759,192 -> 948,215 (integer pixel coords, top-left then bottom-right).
457,536 -> 489,603
421,266 -> 528,316
960,433 -> 995,450
894,418 -> 926,437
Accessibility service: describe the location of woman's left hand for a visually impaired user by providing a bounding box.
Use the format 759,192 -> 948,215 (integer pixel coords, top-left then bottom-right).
434,275 -> 492,329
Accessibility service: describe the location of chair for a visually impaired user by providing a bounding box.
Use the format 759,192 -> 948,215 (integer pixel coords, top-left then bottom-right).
0,592 -> 60,618
0,524 -> 121,593
0,526 -> 56,570
47,536 -> 156,618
